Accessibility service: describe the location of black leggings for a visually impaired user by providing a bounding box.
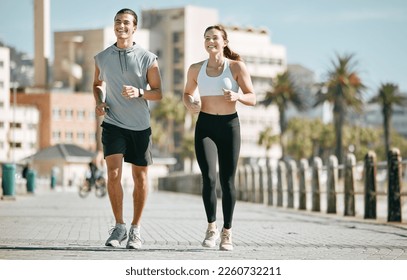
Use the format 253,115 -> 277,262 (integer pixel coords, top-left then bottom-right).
195,112 -> 241,229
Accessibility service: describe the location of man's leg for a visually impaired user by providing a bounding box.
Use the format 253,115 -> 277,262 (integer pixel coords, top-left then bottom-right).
126,165 -> 148,249
131,165 -> 149,226
105,154 -> 124,224
104,153 -> 127,247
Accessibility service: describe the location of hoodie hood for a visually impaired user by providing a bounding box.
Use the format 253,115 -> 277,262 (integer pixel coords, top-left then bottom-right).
112,43 -> 137,73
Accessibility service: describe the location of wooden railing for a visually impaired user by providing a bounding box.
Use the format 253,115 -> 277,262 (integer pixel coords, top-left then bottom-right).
234,148 -> 406,222
157,148 -> 406,223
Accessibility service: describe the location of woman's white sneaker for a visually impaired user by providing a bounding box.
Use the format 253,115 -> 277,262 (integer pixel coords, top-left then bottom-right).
219,229 -> 233,251
202,229 -> 220,247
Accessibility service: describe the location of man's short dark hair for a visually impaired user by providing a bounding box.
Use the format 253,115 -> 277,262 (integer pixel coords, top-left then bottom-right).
115,8 -> 138,26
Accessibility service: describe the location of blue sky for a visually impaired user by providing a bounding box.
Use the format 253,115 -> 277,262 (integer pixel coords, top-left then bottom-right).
1,0 -> 406,95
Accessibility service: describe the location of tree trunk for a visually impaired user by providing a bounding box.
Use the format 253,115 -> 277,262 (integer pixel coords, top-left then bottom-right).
279,107 -> 286,159
333,97 -> 344,165
383,108 -> 391,157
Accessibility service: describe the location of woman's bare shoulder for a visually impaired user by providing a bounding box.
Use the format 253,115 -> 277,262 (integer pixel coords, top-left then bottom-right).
188,60 -> 205,74
229,59 -> 246,70
190,60 -> 205,69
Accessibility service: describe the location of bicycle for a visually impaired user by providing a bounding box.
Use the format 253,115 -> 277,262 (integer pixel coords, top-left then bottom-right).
78,170 -> 107,198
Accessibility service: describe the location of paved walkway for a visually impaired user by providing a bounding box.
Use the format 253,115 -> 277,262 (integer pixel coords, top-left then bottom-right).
0,187 -> 407,280
1,187 -> 407,260
0,185 -> 407,260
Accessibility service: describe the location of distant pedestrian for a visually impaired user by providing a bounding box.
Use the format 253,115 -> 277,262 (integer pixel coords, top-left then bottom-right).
183,25 -> 256,251
93,8 -> 163,249
22,163 -> 29,179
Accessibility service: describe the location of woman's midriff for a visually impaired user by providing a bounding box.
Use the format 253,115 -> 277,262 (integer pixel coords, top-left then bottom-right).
200,96 -> 237,115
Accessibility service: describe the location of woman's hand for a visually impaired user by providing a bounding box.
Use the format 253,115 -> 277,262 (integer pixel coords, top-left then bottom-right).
184,94 -> 201,114
223,89 -> 241,102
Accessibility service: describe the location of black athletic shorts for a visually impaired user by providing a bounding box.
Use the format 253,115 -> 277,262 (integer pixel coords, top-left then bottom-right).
101,122 -> 153,166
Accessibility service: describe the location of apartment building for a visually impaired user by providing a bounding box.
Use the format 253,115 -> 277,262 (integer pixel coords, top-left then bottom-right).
0,47 -> 11,162
1,47 -> 39,163
15,90 -> 97,151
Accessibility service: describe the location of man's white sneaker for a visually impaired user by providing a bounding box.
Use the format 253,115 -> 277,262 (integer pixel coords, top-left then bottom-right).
126,227 -> 142,249
105,224 -> 127,247
219,229 -> 233,251
202,229 -> 220,247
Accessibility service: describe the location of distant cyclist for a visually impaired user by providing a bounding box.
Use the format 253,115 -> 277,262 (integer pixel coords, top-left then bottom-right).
85,161 -> 99,188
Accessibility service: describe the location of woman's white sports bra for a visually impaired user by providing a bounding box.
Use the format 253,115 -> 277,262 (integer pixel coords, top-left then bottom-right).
197,59 -> 239,97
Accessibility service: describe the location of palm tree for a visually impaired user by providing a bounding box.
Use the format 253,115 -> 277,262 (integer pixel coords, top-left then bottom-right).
258,126 -> 279,164
314,53 -> 365,164
369,83 -> 407,156
179,132 -> 196,172
261,70 -> 306,158
151,92 -> 186,157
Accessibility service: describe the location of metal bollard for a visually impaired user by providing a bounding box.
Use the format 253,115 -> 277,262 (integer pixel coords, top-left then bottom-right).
251,165 -> 261,203
286,160 -> 296,208
387,148 -> 402,222
327,155 -> 338,214
311,157 -> 322,212
267,164 -> 274,206
364,151 -> 377,219
277,161 -> 286,207
344,154 -> 356,216
299,159 -> 308,210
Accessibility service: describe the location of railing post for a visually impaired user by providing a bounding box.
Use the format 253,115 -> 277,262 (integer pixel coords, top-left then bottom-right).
344,153 -> 356,216
299,159 -> 308,210
286,160 -> 296,208
388,148 -> 402,222
364,151 -> 377,219
235,165 -> 242,201
246,164 -> 253,202
240,165 -> 249,202
238,165 -> 246,201
267,163 -> 274,206
327,155 -> 338,214
251,165 -> 261,203
277,161 -> 286,207
311,157 -> 322,212
259,165 -> 268,204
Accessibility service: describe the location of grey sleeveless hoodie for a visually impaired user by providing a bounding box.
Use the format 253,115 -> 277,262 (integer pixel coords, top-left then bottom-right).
94,43 -> 157,130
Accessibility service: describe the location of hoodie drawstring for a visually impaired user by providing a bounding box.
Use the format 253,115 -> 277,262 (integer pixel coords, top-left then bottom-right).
118,51 -> 128,73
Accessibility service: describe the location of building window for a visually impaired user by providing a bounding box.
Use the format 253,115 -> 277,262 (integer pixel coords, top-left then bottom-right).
27,123 -> 37,130
173,47 -> 182,64
89,132 -> 96,141
77,132 -> 85,143
10,142 -> 22,148
173,69 -> 183,86
77,109 -> 85,120
10,122 -> 22,128
65,109 -> 74,120
89,110 -> 95,120
52,108 -> 62,119
173,32 -> 179,43
52,131 -> 61,141
65,131 -> 73,142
